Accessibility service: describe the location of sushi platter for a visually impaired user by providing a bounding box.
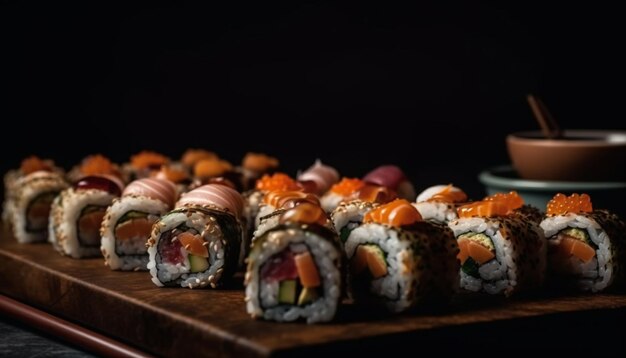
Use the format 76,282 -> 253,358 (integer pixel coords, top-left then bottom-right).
2,152 -> 626,356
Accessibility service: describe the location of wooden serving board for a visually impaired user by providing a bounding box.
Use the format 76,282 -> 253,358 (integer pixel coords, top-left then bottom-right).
1,225 -> 626,356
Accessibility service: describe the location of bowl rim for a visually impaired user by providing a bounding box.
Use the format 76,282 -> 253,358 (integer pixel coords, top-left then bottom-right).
479,165 -> 626,191
507,130 -> 626,147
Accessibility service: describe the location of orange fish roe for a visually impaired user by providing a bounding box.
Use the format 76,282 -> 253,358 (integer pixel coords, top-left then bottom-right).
242,152 -> 279,172
181,149 -> 217,167
263,190 -> 320,209
546,193 -> 593,216
255,173 -> 300,192
330,177 -> 365,196
428,184 -> 468,203
363,199 -> 422,227
80,154 -> 118,176
20,156 -> 51,175
279,202 -> 328,226
130,151 -> 170,170
193,159 -> 233,179
457,191 -> 524,218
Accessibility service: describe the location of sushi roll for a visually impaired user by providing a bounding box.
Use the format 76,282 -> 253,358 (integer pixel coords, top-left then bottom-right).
363,165 -> 415,201
100,178 -> 178,271
245,202 -> 343,323
254,190 -> 325,239
344,199 -> 458,313
3,156 -> 62,226
192,158 -> 244,192
540,193 -> 626,292
49,175 -> 124,258
240,152 -> 279,191
413,184 -> 468,224
147,184 -> 245,288
320,177 -> 365,213
180,148 -> 218,169
297,159 -> 340,195
331,184 -> 397,243
152,164 -> 192,194
67,154 -> 124,184
11,171 -> 68,243
124,151 -> 170,180
255,190 -> 319,228
243,173 -> 301,235
449,192 -> 546,296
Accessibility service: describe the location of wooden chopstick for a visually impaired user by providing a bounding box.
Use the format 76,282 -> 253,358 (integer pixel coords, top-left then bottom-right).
0,295 -> 151,358
527,94 -> 562,139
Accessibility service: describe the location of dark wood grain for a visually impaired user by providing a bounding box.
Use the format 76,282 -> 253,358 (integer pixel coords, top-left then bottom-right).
2,224 -> 626,356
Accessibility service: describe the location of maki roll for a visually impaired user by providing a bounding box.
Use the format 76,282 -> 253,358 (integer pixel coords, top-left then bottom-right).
147,184 -> 245,288
100,178 -> 178,271
180,148 -> 218,170
240,152 -> 279,191
540,193 -> 626,292
254,190 -> 326,239
49,175 -> 124,258
11,171 -> 68,243
449,192 -> 546,296
124,151 -> 170,180
192,158 -> 243,191
3,156 -> 62,226
297,159 -> 339,195
245,203 -> 343,323
363,165 -> 415,200
331,184 -> 397,243
243,173 -> 301,234
413,184 -> 468,224
344,199 -> 458,313
67,154 -> 124,184
320,177 -> 365,213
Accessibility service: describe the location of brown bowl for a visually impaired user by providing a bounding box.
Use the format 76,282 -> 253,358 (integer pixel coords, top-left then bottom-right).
506,130 -> 626,181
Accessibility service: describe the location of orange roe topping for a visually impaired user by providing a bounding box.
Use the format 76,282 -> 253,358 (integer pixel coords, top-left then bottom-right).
242,152 -> 279,172
181,149 -> 217,167
263,190 -> 320,209
330,178 -> 365,196
80,154 -> 118,176
457,191 -> 524,218
20,156 -> 52,175
363,199 -> 422,227
154,165 -> 189,183
130,151 -> 170,170
428,184 -> 468,203
193,159 -> 233,179
255,173 -> 300,192
546,193 -> 593,216
279,202 -> 328,226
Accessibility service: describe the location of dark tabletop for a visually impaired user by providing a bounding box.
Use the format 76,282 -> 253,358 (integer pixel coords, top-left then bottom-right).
0,317 -> 93,357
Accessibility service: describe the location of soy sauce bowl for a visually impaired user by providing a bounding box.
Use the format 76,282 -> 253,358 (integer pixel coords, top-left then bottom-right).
506,130 -> 626,182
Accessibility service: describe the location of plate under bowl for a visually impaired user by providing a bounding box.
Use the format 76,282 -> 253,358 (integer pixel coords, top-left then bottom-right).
479,165 -> 626,217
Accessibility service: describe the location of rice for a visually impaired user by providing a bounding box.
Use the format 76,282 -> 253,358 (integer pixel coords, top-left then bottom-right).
49,187 -> 116,258
449,214 -> 546,296
100,195 -> 169,271
147,206 -> 243,289
540,210 -> 626,292
245,225 -> 343,324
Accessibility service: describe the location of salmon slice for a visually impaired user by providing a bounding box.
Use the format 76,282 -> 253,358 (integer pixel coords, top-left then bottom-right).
115,218 -> 155,241
78,209 -> 106,246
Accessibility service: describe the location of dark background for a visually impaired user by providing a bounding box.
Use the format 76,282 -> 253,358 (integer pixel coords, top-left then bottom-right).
2,2 -> 624,198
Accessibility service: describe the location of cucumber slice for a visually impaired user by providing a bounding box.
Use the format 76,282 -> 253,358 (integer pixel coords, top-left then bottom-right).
279,280 -> 296,304
189,255 -> 209,273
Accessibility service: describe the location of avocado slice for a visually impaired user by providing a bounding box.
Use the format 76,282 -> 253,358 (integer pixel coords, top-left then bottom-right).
560,227 -> 591,245
279,280 -> 297,304
458,232 -> 495,251
189,255 -> 209,273
297,287 -> 319,306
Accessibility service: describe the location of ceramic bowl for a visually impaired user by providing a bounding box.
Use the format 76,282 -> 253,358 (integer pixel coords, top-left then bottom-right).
506,130 -> 626,181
